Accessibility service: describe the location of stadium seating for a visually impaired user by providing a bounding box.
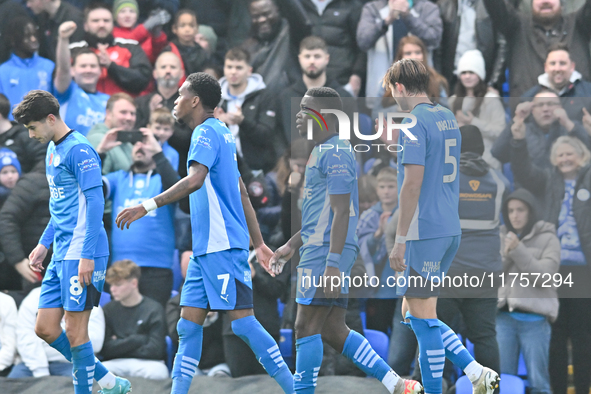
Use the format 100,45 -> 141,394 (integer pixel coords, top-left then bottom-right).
166,336 -> 174,372
279,328 -> 294,369
455,374 -> 524,394
99,291 -> 111,307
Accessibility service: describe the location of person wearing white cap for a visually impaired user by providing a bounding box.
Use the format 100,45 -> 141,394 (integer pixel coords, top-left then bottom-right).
449,49 -> 506,169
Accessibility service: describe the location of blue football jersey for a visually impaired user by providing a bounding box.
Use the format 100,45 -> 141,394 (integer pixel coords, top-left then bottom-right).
187,117 -> 249,256
45,131 -> 109,260
301,135 -> 359,252
397,103 -> 462,240
54,81 -> 108,136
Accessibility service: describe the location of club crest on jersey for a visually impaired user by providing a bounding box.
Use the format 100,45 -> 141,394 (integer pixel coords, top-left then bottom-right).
53,154 -> 61,167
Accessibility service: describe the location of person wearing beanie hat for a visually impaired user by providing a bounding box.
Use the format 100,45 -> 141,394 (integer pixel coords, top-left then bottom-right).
449,49 -> 506,169
0,148 -> 21,190
112,0 -> 171,64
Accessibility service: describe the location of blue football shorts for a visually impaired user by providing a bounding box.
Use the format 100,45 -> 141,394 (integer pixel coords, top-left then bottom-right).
296,246 -> 358,309
181,248 -> 253,311
395,235 -> 461,298
38,257 -> 107,312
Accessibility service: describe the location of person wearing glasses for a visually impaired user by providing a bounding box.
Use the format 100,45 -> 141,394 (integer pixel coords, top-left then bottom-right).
492,90 -> 591,171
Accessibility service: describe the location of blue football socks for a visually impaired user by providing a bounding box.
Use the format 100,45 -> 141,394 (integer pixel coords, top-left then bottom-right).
71,341 -> 95,394
407,313 -> 444,394
294,334 -> 322,394
232,315 -> 294,394
171,318 -> 203,394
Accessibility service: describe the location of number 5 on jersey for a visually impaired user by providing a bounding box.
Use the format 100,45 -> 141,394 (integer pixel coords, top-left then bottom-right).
443,138 -> 457,183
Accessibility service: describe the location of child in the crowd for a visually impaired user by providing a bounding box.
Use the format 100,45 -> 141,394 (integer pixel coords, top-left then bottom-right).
112,0 -> 170,64
148,107 -> 178,171
165,9 -> 210,76
0,148 -> 21,209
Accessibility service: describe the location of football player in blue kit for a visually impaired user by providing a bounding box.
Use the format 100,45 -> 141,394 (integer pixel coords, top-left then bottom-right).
384,59 -> 500,394
13,90 -> 130,394
114,72 -> 294,394
270,87 -> 423,394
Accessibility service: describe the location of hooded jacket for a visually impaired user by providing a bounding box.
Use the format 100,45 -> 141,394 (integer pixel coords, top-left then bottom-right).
219,74 -> 280,172
510,139 -> 591,297
498,189 -> 561,321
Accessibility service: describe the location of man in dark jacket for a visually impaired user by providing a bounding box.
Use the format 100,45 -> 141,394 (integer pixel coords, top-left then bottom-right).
0,94 -> 46,173
70,3 -> 152,95
26,0 -> 85,61
241,0 -> 308,94
102,259 -> 168,379
217,47 -> 281,173
279,36 -> 355,145
436,0 -> 506,91
492,90 -> 590,170
522,43 -> 591,123
483,0 -> 591,97
0,171 -> 51,290
299,0 -> 365,94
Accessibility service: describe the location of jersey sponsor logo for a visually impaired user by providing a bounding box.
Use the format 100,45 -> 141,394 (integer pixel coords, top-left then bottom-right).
469,180 -> 480,191
435,119 -> 459,132
93,269 -> 106,283
47,175 -> 66,199
223,134 -> 236,144
77,157 -> 99,173
194,135 -> 212,150
303,187 -> 312,199
327,163 -> 349,177
422,261 -> 441,273
244,270 -> 252,283
76,108 -> 105,128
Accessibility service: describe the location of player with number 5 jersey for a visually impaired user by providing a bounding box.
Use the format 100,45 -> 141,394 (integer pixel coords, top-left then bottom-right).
385,59 -> 500,394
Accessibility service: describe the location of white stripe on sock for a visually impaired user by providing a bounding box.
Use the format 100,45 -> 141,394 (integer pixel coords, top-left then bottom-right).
429,364 -> 444,371
86,365 -> 95,371
426,349 -> 445,356
443,335 -> 456,347
181,368 -> 196,377
87,372 -> 94,378
182,355 -> 199,366
357,343 -> 372,363
428,357 -> 445,363
447,341 -> 463,352
87,379 -> 93,385
270,350 -> 281,359
441,329 -> 454,340
362,349 -> 376,366
353,339 -> 369,359
181,362 -> 197,371
432,371 -> 443,378
367,354 -> 380,368
453,345 -> 464,355
267,345 -> 279,353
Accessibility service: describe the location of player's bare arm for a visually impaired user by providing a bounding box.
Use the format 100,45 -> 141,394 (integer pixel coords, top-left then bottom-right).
239,178 -> 274,274
389,164 -> 424,272
29,244 -> 48,272
324,192 -> 351,299
115,161 -> 208,229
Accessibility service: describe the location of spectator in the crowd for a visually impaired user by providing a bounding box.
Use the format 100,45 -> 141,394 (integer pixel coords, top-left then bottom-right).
436,0 -> 506,92
0,94 -> 46,173
70,3 -> 152,95
101,260 -> 168,379
112,0 -> 170,64
195,24 -> 219,64
393,35 -> 448,104
436,125 -> 507,386
53,21 -> 109,137
241,0 -> 307,94
222,254 -> 290,378
492,90 -> 590,171
129,0 -> 178,26
181,0 -> 230,48
9,286 -> 104,378
299,0 -> 365,95
26,0 -> 85,61
103,129 -> 179,307
164,9 -> 210,76
148,107 -> 179,171
216,47 -> 280,173
483,0 -> 591,98
87,93 -> 137,174
497,188 -> 560,394
449,49 -> 505,169
585,107 -> 591,137
509,135 -> 591,394
357,0 -> 443,99
279,36 -> 354,144
0,292 -> 17,376
0,0 -> 28,64
0,147 -> 20,208
522,43 -> 591,123
0,167 -> 50,291
0,16 -> 54,120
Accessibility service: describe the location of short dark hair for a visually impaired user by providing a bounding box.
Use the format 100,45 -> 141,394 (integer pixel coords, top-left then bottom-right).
106,92 -> 135,111
546,43 -> 570,59
84,2 -> 112,22
0,94 -> 10,119
173,9 -> 197,26
186,72 -> 222,110
382,59 -> 430,95
225,47 -> 250,64
6,16 -> 36,50
299,36 -> 328,53
305,87 -> 343,111
13,90 -> 61,125
71,47 -> 100,66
